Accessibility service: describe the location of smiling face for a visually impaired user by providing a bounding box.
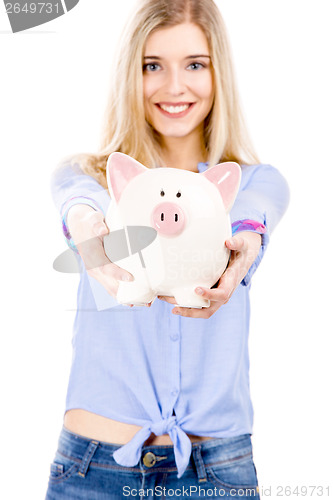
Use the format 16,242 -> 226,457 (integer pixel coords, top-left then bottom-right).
143,23 -> 215,146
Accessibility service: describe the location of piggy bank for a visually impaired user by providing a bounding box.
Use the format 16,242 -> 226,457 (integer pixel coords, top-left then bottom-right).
105,153 -> 241,308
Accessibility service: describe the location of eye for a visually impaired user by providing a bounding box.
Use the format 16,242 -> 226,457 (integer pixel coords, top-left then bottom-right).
160,190 -> 165,197
143,62 -> 161,72
187,62 -> 205,71
176,191 -> 181,198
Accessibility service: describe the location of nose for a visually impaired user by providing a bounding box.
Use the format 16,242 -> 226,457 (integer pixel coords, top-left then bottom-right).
151,202 -> 186,237
166,68 -> 185,96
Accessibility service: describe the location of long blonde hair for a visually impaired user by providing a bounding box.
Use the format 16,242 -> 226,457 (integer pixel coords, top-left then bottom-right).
72,0 -> 259,189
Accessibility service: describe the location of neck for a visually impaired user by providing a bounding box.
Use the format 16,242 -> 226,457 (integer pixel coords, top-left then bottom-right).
159,133 -> 207,172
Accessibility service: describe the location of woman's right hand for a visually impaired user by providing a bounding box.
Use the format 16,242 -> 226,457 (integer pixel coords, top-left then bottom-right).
67,204 -> 133,298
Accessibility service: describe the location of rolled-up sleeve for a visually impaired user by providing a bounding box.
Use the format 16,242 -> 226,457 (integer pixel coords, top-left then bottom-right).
230,164 -> 290,286
50,161 -> 110,248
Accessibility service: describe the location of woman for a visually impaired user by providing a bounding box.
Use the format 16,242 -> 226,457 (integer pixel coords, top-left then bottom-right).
46,0 -> 289,498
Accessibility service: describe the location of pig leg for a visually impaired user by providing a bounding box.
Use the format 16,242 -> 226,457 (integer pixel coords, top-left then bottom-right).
171,286 -> 210,309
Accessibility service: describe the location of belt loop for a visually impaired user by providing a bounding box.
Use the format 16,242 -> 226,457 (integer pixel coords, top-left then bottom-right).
192,445 -> 207,483
78,440 -> 99,478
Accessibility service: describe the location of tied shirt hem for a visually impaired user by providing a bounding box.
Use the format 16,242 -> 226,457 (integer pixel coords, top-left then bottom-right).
112,416 -> 192,479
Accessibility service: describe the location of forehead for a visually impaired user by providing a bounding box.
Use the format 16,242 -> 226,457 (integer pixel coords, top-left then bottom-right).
144,22 -> 210,56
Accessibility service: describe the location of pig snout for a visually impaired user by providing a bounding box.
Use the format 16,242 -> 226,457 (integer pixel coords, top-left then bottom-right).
151,202 -> 186,237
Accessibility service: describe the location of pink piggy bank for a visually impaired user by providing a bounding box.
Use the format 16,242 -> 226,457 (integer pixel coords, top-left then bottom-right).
105,153 -> 241,308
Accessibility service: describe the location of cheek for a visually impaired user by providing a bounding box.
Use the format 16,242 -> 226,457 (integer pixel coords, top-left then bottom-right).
143,76 -> 159,103
199,75 -> 214,101
143,77 -> 152,108
143,81 -> 153,120
143,90 -> 156,125
205,80 -> 215,113
189,73 -> 214,106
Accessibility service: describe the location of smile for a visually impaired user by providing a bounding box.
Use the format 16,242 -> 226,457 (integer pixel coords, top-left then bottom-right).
156,103 -> 194,117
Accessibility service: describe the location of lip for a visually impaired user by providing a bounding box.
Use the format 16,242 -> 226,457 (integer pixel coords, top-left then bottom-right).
155,102 -> 195,118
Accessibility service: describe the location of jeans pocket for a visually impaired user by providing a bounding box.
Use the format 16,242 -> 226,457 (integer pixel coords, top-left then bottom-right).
49,453 -> 80,483
206,452 -> 258,494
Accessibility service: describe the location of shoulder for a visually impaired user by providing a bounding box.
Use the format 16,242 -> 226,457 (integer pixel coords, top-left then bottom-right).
240,163 -> 279,180
55,155 -> 85,175
240,163 -> 288,190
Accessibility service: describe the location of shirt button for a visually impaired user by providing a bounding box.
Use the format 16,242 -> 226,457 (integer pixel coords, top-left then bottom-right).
170,334 -> 179,341
171,389 -> 179,397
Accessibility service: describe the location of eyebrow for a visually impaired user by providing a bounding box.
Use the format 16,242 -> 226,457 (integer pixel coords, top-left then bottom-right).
143,55 -> 211,60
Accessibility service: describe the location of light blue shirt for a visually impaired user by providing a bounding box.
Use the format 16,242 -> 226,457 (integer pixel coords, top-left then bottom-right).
51,160 -> 289,478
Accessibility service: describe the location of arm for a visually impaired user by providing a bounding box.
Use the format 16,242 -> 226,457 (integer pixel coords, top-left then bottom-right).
51,160 -> 110,250
51,160 -> 133,296
229,163 -> 290,286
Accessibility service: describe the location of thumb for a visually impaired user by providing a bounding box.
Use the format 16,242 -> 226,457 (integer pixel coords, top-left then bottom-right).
90,212 -> 109,237
225,235 -> 245,251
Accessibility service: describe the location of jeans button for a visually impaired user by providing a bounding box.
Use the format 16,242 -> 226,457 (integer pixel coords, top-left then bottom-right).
143,452 -> 157,467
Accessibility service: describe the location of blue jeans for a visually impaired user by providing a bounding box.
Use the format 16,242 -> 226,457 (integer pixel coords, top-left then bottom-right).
45,427 -> 260,499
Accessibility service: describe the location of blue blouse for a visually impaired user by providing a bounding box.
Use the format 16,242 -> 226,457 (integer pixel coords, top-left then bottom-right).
51,160 -> 289,478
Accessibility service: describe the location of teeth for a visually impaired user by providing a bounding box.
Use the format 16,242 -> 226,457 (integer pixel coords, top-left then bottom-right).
159,104 -> 190,114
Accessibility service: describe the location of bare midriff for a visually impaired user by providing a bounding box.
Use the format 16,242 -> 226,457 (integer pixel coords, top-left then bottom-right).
64,409 -> 214,446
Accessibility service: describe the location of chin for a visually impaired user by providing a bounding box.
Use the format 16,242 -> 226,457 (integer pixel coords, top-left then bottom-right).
155,125 -> 197,139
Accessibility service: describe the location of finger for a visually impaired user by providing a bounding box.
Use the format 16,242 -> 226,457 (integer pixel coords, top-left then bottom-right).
157,295 -> 178,305
225,235 -> 246,251
89,212 -> 109,237
194,286 -> 231,304
172,301 -> 220,319
78,235 -> 134,282
88,262 -> 134,296
97,261 -> 134,283
94,222 -> 109,237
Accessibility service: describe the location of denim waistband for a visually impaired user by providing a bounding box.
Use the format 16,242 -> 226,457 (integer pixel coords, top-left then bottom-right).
57,427 -> 253,479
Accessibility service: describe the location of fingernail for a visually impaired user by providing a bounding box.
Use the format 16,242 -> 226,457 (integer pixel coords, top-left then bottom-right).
122,275 -> 133,282
196,287 -> 204,295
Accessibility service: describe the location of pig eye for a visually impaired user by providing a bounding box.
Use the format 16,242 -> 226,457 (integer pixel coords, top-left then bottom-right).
160,190 -> 165,197
176,191 -> 181,198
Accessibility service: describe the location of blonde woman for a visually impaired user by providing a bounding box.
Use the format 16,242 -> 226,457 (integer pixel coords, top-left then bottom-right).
46,1 -> 289,498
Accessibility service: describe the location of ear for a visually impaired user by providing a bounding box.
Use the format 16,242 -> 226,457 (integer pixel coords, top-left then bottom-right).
201,162 -> 241,213
106,153 -> 148,203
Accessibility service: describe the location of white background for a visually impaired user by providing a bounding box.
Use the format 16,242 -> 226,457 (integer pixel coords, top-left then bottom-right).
1,0 -> 332,498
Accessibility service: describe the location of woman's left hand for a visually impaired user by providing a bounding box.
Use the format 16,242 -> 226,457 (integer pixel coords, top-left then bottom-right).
158,231 -> 262,318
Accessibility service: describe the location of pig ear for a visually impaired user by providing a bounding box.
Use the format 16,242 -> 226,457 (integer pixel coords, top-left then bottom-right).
106,152 -> 148,203
201,162 -> 241,213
